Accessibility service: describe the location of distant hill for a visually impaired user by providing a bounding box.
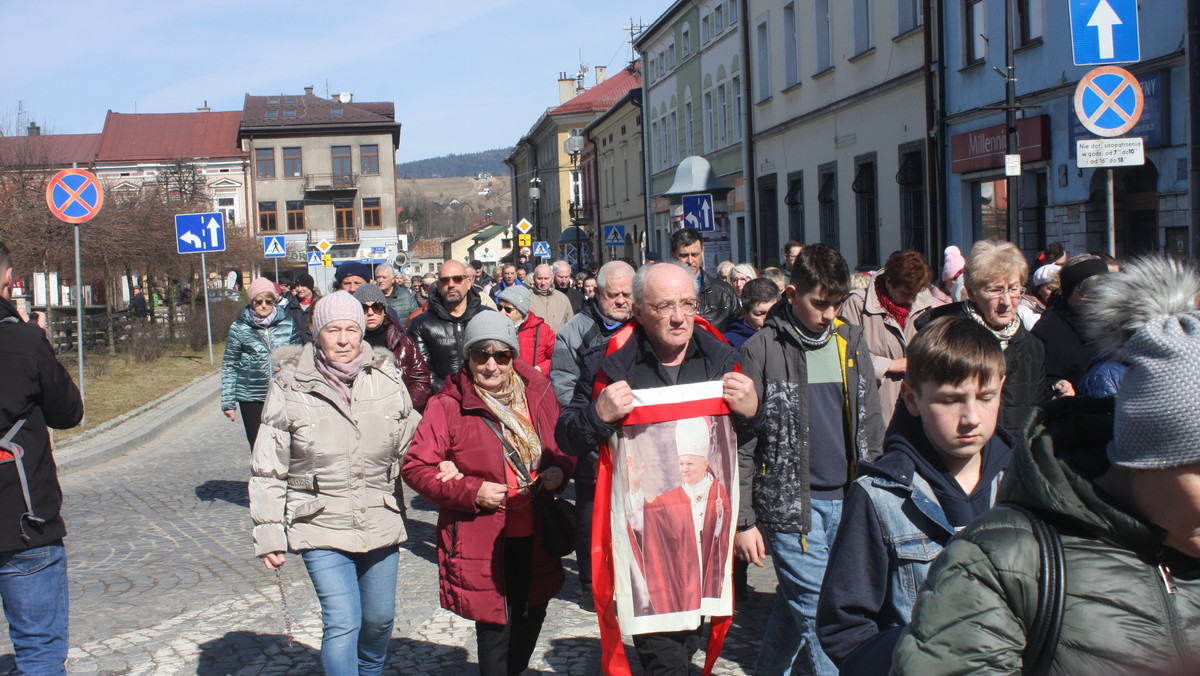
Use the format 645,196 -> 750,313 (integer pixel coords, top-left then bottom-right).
396,148 -> 513,179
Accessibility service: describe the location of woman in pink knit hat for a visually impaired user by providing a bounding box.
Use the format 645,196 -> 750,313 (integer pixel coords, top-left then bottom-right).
220,276 -> 301,449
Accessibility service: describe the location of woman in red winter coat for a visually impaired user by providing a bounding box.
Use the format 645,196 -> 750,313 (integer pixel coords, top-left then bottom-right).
402,312 -> 575,676
496,284 -> 555,373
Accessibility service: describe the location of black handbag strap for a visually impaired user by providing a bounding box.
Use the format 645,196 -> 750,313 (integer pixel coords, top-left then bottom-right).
481,417 -> 534,487
1005,504 -> 1065,676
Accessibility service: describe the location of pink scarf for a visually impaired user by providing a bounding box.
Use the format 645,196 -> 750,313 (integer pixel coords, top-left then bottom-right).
314,344 -> 365,406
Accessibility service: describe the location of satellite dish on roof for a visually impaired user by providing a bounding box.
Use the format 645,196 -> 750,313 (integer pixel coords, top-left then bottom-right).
338,92 -> 352,103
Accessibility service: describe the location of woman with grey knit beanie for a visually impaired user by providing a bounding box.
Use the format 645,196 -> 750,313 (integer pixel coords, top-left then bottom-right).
248,290 -> 421,676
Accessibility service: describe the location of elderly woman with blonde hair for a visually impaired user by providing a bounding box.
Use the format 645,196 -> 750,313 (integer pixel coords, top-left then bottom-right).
914,240 -> 1048,436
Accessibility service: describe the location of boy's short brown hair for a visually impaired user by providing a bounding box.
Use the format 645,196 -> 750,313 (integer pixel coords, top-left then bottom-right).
906,316 -> 1006,394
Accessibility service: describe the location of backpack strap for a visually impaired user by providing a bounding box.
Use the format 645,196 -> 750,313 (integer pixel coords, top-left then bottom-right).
1004,504 -> 1065,676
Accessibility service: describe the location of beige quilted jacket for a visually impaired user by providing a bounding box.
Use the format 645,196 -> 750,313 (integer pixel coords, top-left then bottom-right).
250,343 -> 420,556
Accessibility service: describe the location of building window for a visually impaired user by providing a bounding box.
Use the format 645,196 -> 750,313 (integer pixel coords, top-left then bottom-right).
331,108 -> 343,117
1017,0 -> 1043,46
757,175 -> 780,267
681,26 -> 691,58
853,157 -> 879,267
667,41 -> 676,69
284,96 -> 298,104
702,15 -> 711,43
972,178 -> 1008,242
669,109 -> 678,164
966,0 -> 987,65
267,97 -> 280,105
784,3 -> 800,87
255,148 -> 275,179
265,110 -> 278,119
217,196 -> 236,226
283,147 -> 302,178
898,0 -> 921,34
817,164 -> 839,247
756,19 -> 771,101
286,201 -> 305,231
853,0 -> 873,55
624,157 -> 630,201
714,6 -> 724,33
728,0 -> 738,24
732,76 -> 744,140
282,108 -> 297,118
332,146 -> 353,186
684,99 -> 695,155
258,201 -> 277,233
717,84 -> 728,147
785,172 -> 805,243
703,91 -> 715,151
335,199 -> 356,242
362,197 -> 382,229
360,145 -> 379,175
815,0 -> 833,72
896,147 -> 926,257
651,120 -> 660,167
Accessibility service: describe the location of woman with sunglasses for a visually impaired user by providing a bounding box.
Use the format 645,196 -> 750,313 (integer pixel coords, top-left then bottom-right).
403,312 -> 575,676
221,277 -> 300,449
250,291 -> 420,676
497,285 -> 555,374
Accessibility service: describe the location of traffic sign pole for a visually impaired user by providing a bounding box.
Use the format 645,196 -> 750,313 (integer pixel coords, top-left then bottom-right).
73,219 -> 85,427
201,253 -> 214,365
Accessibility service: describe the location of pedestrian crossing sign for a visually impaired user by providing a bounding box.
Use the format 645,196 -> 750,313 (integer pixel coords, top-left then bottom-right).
264,236 -> 286,258
307,251 -> 322,266
532,241 -> 551,258
604,225 -> 626,246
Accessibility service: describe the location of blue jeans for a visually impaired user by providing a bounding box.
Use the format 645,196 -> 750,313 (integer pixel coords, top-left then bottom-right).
301,547 -> 399,676
0,541 -> 69,676
754,499 -> 842,676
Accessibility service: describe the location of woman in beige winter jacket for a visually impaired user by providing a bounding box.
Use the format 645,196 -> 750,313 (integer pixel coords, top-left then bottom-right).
249,291 -> 419,676
840,250 -> 945,427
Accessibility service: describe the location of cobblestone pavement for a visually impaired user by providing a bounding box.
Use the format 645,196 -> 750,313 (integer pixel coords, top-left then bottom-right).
0,406 -> 779,675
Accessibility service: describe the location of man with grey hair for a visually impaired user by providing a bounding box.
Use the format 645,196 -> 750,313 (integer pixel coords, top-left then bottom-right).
553,260 -> 585,314
556,261 -> 758,670
375,263 -> 418,325
530,263 -> 574,333
549,260 -> 635,609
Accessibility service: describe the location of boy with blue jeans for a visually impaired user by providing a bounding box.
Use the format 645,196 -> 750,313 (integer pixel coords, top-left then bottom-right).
737,244 -> 885,675
815,316 -> 1014,674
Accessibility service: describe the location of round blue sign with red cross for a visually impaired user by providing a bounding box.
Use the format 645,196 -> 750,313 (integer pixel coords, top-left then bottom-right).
45,169 -> 104,224
1073,66 -> 1144,138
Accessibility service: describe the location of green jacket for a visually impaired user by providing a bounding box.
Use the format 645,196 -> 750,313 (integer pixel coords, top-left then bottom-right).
893,398 -> 1200,675
221,307 -> 299,410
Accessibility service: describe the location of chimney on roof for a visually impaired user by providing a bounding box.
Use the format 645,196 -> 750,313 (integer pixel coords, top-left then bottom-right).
595,66 -> 607,86
559,72 -> 578,104
305,85 -> 314,96
26,122 -> 40,136
197,100 -> 210,112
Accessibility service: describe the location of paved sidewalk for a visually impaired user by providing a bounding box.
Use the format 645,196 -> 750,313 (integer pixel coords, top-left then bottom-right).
0,386 -> 780,675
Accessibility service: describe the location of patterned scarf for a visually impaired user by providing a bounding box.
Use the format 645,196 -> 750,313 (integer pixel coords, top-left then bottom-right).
314,343 -> 365,406
875,277 -> 911,330
964,301 -> 1021,350
249,306 -> 278,329
784,303 -> 833,349
475,369 -> 542,488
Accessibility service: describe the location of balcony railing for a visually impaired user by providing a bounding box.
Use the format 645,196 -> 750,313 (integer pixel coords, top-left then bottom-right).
305,173 -> 358,191
336,224 -> 357,243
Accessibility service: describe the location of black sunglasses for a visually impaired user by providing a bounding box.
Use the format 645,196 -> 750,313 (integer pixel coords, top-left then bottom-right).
469,349 -> 514,366
362,303 -> 386,314
439,275 -> 466,285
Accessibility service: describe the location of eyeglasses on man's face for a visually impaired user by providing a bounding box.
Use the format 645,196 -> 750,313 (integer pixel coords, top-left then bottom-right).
469,349 -> 514,366
643,298 -> 700,318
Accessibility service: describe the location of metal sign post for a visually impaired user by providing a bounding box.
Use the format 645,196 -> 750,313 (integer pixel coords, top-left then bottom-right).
201,253 -> 214,364
175,212 -> 226,364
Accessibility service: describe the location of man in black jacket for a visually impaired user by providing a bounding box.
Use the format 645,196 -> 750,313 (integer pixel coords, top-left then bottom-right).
553,260 -> 585,314
670,228 -> 737,331
0,241 -> 83,674
406,260 -> 492,392
556,262 -> 758,675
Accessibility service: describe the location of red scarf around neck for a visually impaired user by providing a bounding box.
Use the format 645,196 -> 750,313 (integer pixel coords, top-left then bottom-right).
876,276 -> 911,329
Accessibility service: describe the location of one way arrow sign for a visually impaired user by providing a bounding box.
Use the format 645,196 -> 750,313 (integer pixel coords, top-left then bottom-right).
1070,0 -> 1139,66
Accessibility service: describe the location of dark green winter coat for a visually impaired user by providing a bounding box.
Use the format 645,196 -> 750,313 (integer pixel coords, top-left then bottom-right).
220,306 -> 299,410
892,398 -> 1200,675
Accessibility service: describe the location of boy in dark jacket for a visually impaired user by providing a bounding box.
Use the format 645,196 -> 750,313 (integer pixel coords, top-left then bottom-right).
815,316 -> 1014,674
737,244 -> 885,675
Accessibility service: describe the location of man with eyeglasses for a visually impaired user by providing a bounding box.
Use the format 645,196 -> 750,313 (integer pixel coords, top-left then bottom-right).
354,283 -> 433,412
529,264 -> 574,334
406,260 -> 493,392
374,264 -> 418,327
548,260 -> 635,610
670,228 -> 738,332
556,261 -> 759,671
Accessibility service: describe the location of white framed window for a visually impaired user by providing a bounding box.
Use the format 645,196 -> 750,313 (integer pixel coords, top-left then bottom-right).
815,0 -> 833,72
1016,0 -> 1043,45
666,41 -> 676,69
898,0 -> 921,34
651,120 -> 659,168
701,15 -> 711,43
727,0 -> 738,24
681,26 -> 691,58
684,99 -> 695,156
756,18 -> 772,101
854,0 -> 873,55
669,109 -> 678,164
714,6 -> 724,33
732,76 -> 743,141
784,3 -> 800,87
703,90 -> 715,152
717,83 -> 728,147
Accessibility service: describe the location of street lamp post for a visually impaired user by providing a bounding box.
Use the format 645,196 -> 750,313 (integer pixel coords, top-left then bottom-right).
529,176 -> 542,245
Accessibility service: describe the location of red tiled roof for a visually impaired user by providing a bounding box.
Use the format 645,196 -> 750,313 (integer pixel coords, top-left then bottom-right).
0,133 -> 102,168
240,94 -> 396,129
95,111 -> 245,162
410,238 -> 445,258
551,63 -> 642,116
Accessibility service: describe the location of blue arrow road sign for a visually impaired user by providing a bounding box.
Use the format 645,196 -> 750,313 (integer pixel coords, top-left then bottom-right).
532,241 -> 551,258
603,225 -> 626,246
175,212 -> 225,254
1069,0 -> 1139,66
264,235 -> 286,258
682,194 -> 714,232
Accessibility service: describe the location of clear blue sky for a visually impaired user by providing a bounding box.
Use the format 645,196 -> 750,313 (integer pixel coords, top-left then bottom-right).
1,0 -> 662,163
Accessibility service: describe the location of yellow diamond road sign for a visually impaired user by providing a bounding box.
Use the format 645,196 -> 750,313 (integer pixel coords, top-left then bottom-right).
516,218 -> 533,234
316,239 -> 332,254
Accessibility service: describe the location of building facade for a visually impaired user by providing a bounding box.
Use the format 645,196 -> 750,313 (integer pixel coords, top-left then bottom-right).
583,64 -> 645,264
238,88 -> 402,286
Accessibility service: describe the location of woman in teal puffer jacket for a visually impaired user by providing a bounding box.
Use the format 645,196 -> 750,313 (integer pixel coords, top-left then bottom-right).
221,277 -> 300,448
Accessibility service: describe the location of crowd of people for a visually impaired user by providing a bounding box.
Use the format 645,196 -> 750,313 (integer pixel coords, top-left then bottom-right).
2,229 -> 1199,676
